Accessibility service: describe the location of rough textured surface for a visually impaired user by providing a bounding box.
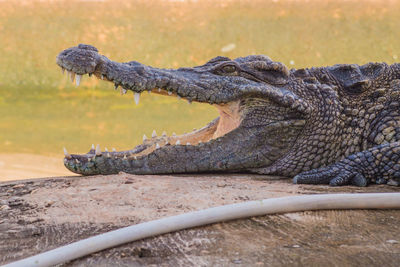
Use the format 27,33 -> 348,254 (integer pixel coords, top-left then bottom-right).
56,44 -> 400,186
1,174 -> 399,266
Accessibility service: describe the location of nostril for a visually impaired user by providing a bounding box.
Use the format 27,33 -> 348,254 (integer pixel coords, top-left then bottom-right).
78,44 -> 98,52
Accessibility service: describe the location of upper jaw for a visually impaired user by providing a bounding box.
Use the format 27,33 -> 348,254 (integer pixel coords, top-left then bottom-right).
57,45 -> 310,118
56,44 -> 271,105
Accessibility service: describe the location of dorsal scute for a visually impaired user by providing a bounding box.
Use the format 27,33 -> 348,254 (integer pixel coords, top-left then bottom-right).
327,63 -> 387,95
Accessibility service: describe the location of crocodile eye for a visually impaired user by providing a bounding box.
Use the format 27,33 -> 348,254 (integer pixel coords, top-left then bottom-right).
221,64 -> 237,73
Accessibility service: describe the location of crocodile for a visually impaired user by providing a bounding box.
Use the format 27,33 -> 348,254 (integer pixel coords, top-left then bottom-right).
56,44 -> 400,187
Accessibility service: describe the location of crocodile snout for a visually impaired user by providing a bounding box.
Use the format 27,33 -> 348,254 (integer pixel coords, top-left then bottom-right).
56,44 -> 102,80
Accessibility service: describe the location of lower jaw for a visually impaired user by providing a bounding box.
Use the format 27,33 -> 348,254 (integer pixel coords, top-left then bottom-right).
62,117 -> 229,175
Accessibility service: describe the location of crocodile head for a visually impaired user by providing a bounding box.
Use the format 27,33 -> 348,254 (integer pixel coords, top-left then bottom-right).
57,44 -> 311,175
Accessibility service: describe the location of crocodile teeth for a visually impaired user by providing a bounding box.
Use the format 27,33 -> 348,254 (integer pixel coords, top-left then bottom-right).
152,130 -> 157,138
168,91 -> 172,95
158,88 -> 161,92
63,147 -> 71,159
76,75 -> 82,86
101,74 -> 104,80
176,140 -> 181,145
143,134 -> 147,141
112,148 -> 116,152
91,144 -> 95,150
134,93 -> 140,105
120,88 -> 127,95
115,84 -> 119,90
69,71 -> 75,82
134,156 -> 137,160
61,67 -> 65,75
162,131 -> 167,136
95,144 -> 101,156
156,143 -> 160,149
107,153 -> 111,158
75,159 -> 79,164
105,147 -> 109,152
123,155 -> 127,160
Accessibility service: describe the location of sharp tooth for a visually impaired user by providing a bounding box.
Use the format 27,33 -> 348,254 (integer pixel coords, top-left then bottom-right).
75,159 -> 79,164
156,143 -> 160,149
152,130 -> 157,138
61,67 -> 65,75
63,147 -> 71,159
165,140 -> 170,145
112,148 -> 116,152
95,144 -> 101,156
101,74 -> 104,80
120,88 -> 127,95
168,91 -> 172,95
134,156 -> 137,160
123,155 -> 127,160
186,142 -> 191,145
105,147 -> 109,152
91,144 -> 95,150
143,134 -> 147,141
76,75 -> 82,86
115,84 -> 119,90
158,88 -> 161,92
134,92 -> 140,105
88,157 -> 91,162
162,131 -> 167,136
176,140 -> 181,145
70,72 -> 75,83
107,153 -> 111,158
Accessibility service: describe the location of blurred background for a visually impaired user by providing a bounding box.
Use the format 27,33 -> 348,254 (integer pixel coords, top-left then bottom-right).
1,0 -> 400,180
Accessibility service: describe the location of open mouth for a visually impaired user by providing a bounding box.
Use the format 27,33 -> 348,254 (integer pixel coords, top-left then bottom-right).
61,70 -> 243,164
57,44 -> 307,175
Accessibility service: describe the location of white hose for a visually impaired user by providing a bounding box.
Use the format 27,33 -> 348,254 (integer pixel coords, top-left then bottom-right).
3,193 -> 400,267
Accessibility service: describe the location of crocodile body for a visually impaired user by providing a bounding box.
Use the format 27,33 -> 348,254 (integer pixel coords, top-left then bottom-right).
56,44 -> 400,187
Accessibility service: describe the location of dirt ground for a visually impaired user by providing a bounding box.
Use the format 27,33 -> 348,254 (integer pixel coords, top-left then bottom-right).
1,173 -> 399,266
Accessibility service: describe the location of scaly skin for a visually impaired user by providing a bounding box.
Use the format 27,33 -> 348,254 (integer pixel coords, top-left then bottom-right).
57,44 -> 400,187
